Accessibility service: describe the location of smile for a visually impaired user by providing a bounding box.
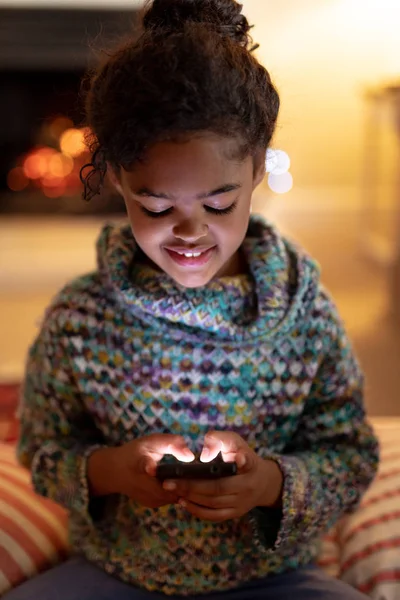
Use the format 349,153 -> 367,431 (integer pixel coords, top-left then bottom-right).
175,251 -> 204,258
164,246 -> 216,268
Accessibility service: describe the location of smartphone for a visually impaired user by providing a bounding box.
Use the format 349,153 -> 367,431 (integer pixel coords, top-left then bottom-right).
156,460 -> 237,481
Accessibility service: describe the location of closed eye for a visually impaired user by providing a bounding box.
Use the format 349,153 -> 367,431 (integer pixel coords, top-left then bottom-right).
140,201 -> 238,219
140,206 -> 173,218
204,202 -> 237,216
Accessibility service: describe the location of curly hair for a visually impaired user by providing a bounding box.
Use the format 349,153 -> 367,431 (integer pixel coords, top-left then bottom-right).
80,0 -> 280,200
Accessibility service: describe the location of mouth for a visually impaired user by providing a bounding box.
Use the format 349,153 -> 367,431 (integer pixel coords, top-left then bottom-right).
164,246 -> 216,268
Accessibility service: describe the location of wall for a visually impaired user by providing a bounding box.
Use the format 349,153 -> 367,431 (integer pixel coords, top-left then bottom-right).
3,0 -> 399,191
0,0 -> 141,5
244,0 -> 400,188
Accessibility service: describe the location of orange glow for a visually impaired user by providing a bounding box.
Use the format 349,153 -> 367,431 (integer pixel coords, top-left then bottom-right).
7,167 -> 29,192
48,153 -> 74,178
60,128 -> 87,158
8,118 -> 92,198
23,153 -> 48,179
49,116 -> 74,140
43,183 -> 66,198
22,147 -> 58,179
42,173 -> 64,187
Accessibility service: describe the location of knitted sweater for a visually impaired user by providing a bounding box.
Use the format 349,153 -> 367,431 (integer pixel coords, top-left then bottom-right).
18,215 -> 379,596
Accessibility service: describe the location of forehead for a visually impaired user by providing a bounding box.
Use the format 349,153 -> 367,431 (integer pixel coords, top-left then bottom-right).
121,134 -> 251,192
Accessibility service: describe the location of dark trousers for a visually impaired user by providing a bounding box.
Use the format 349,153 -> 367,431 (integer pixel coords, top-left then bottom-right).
3,556 -> 368,600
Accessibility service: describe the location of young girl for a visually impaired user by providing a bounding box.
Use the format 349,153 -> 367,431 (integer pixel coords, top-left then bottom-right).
6,1 -> 379,599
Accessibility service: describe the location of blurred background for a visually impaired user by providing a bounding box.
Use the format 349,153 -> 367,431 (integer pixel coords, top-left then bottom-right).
0,0 -> 399,418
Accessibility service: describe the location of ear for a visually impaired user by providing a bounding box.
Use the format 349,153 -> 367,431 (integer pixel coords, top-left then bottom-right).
252,150 -> 266,190
107,163 -> 124,196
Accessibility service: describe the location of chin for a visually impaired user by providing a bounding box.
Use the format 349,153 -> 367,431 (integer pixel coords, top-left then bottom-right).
170,270 -> 214,289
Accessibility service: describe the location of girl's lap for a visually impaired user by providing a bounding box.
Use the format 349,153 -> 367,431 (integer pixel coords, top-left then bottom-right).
2,556 -> 165,600
3,558 -> 367,600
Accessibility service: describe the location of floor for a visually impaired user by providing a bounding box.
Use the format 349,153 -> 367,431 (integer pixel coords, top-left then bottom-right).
0,186 -> 399,416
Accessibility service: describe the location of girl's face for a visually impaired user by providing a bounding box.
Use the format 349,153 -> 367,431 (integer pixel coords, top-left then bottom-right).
109,133 -> 265,288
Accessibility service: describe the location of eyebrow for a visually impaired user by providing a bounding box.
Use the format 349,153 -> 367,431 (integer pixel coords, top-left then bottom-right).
134,183 -> 242,200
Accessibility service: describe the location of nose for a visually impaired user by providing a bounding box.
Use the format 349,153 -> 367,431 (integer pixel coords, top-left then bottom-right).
172,216 -> 208,242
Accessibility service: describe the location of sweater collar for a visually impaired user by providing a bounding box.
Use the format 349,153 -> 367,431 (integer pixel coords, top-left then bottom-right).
98,215 -> 318,343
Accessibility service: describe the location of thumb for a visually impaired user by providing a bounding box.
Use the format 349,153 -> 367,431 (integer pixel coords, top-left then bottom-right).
235,449 -> 254,474
200,430 -> 244,463
140,456 -> 157,477
142,434 -> 195,463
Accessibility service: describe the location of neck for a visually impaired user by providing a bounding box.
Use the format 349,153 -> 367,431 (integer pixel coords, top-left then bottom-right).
215,249 -> 248,279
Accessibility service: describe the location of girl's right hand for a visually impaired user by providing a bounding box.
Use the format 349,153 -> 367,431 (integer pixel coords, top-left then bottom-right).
87,434 -> 195,509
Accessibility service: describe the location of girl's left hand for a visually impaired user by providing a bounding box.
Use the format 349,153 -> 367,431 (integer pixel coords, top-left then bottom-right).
162,431 -> 284,522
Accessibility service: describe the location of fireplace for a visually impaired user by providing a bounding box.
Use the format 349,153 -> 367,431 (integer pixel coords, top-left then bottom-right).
0,7 -> 139,215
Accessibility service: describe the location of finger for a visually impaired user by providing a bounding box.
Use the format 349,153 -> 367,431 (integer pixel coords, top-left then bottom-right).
181,493 -> 237,509
221,452 -> 237,463
126,472 -> 178,505
145,476 -> 178,505
235,449 -> 255,474
179,499 -> 235,523
142,434 -> 195,462
143,457 -> 157,477
199,433 -> 223,463
200,431 -> 244,463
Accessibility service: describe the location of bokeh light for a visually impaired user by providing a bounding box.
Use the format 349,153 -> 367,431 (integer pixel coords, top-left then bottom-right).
268,172 -> 294,194
8,120 -> 92,197
271,150 -> 291,175
48,116 -> 74,141
7,167 -> 29,192
60,128 -> 87,158
23,148 -> 53,179
43,183 -> 67,198
266,149 -> 279,173
42,173 -> 64,187
48,153 -> 74,178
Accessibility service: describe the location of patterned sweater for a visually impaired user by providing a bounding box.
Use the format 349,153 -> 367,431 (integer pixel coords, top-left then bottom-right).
18,215 -> 379,596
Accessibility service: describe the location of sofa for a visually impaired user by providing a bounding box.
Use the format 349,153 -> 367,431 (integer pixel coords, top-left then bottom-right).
1,385 -> 399,599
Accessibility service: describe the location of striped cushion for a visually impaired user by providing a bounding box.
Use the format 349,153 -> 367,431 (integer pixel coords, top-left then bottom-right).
317,529 -> 341,578
0,420 -> 19,445
337,419 -> 400,599
0,443 -> 69,596
0,420 -> 399,597
0,384 -> 20,443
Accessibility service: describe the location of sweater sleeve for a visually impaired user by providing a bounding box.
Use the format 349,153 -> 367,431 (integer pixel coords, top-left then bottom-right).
253,293 -> 380,551
16,309 -> 106,520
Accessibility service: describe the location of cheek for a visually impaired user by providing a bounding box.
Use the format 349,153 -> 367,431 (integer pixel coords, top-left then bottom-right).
212,212 -> 249,248
131,218 -> 163,245
128,214 -> 171,255
231,197 -> 252,227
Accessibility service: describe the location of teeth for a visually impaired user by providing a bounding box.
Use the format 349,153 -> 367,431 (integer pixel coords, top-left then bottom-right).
183,252 -> 202,258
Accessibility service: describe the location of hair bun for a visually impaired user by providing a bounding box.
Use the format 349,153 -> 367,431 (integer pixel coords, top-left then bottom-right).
143,0 -> 252,47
